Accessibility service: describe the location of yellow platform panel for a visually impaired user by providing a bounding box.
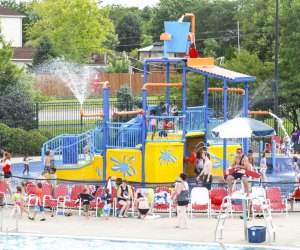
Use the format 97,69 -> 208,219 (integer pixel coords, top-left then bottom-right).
146,131 -> 182,141
208,144 -> 240,177
56,155 -> 103,181
106,148 -> 142,182
145,142 -> 184,183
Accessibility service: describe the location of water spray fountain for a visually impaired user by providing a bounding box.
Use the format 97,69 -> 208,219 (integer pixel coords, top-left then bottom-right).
34,59 -> 96,105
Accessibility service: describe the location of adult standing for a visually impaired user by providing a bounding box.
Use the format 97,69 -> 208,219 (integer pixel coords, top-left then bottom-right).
291,126 -> 300,154
1,152 -> 12,196
172,173 -> 189,229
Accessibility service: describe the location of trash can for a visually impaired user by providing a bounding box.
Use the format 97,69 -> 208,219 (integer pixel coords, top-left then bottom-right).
248,226 -> 266,243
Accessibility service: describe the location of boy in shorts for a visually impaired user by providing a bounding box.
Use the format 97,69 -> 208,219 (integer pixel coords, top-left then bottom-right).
29,183 -> 46,221
77,187 -> 94,219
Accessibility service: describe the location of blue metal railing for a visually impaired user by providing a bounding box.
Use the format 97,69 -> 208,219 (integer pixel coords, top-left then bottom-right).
41,129 -> 104,169
186,106 -> 206,132
107,121 -> 142,148
145,115 -> 185,142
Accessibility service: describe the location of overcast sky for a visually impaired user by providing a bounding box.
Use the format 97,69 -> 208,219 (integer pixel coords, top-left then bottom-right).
100,0 -> 160,8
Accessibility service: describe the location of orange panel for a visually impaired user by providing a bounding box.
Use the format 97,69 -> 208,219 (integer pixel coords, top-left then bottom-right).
187,58 -> 215,67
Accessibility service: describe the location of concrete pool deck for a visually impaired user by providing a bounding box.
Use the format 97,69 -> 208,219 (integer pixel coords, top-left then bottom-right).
1,206 -> 300,249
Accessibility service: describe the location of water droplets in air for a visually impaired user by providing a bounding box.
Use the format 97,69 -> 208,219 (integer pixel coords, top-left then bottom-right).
33,59 -> 96,105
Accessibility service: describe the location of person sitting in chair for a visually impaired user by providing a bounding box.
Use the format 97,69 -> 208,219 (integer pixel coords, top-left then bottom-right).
288,179 -> 300,211
227,148 -> 250,197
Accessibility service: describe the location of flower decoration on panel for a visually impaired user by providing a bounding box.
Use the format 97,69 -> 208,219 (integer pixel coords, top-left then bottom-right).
110,156 -> 137,177
159,148 -> 178,166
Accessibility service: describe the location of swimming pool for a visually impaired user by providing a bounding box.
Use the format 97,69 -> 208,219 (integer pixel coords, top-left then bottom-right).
0,234 -> 298,250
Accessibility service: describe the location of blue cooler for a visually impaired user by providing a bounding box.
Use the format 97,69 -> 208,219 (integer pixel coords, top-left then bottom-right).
248,226 -> 266,243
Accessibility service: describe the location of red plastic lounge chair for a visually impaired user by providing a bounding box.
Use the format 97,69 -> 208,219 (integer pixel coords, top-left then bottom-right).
64,184 -> 85,214
44,184 -> 69,214
89,187 -> 106,216
266,187 -> 288,216
0,181 -> 8,205
210,187 -> 227,215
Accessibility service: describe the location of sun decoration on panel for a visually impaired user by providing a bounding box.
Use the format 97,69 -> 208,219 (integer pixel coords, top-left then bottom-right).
159,149 -> 178,166
110,156 -> 137,177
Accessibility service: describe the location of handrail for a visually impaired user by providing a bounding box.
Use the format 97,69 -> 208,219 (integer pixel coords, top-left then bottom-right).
92,80 -> 109,88
248,111 -> 270,115
80,109 -> 104,118
112,109 -> 144,117
142,83 -> 182,90
208,87 -> 245,95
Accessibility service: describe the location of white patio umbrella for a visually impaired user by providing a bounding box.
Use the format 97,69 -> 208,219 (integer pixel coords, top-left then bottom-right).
211,117 -> 276,139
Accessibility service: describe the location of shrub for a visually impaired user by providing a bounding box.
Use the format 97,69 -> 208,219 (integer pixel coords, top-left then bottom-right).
6,128 -> 28,153
0,124 -> 48,155
25,130 -> 48,155
0,123 -> 11,150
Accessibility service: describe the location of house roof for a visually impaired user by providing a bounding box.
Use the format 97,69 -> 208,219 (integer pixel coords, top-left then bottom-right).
138,42 -> 164,52
12,47 -> 36,60
0,6 -> 24,17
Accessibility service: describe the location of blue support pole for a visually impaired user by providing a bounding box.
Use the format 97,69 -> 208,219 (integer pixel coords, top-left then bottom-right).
259,140 -> 264,165
204,76 -> 209,145
243,82 -> 249,155
102,86 -> 109,181
272,139 -> 276,169
141,62 -> 148,183
166,62 -> 170,115
223,80 -> 228,173
182,61 -> 187,174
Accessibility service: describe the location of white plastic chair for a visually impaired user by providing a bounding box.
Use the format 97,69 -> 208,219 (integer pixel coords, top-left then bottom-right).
189,187 -> 210,218
250,186 -> 267,218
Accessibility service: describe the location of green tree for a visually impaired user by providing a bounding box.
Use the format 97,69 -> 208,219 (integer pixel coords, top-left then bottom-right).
0,31 -> 21,92
26,0 -> 114,62
32,35 -> 58,67
236,0 -> 275,62
0,84 -> 36,130
203,39 -> 220,58
105,52 -> 131,73
116,13 -> 141,52
278,0 -> 300,126
224,44 -> 236,61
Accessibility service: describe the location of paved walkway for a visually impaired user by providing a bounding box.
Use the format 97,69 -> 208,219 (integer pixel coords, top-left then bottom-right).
1,207 -> 300,249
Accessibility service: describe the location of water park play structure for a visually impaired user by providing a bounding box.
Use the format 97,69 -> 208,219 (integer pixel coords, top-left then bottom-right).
42,13 -> 258,183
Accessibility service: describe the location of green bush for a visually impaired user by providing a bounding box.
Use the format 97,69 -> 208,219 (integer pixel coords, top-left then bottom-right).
0,123 -> 10,150
25,130 -> 48,155
0,123 -> 48,155
7,128 -> 28,153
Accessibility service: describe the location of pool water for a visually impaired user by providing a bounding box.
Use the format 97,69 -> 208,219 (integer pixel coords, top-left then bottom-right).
0,235 -> 297,250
